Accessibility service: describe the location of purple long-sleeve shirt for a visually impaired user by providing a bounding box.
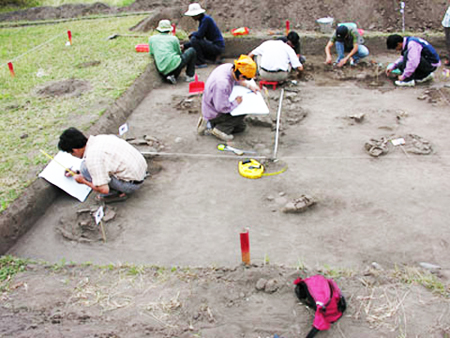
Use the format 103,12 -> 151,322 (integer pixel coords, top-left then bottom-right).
394,37 -> 441,80
201,64 -> 239,120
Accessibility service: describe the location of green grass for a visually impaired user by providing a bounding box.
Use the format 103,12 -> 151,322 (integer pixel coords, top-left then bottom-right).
0,15 -> 151,212
392,265 -> 449,298
0,0 -> 135,13
39,0 -> 135,6
0,255 -> 28,290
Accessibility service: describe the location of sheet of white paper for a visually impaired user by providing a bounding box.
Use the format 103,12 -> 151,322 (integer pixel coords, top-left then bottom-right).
38,151 -> 91,202
229,81 -> 269,116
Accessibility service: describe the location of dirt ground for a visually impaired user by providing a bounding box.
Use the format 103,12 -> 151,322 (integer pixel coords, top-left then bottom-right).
4,54 -> 450,336
2,0 -> 450,337
1,263 -> 449,338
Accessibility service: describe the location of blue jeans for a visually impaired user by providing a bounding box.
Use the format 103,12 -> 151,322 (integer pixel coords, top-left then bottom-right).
335,42 -> 369,63
80,160 -> 143,195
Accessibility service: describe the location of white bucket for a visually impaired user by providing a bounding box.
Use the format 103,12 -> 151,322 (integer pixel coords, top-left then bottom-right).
316,17 -> 334,34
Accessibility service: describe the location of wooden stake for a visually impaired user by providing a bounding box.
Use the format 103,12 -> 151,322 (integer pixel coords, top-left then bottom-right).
99,220 -> 107,242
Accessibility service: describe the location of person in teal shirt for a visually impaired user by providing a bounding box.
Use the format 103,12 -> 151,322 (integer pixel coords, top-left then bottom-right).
149,20 -> 197,84
325,23 -> 369,67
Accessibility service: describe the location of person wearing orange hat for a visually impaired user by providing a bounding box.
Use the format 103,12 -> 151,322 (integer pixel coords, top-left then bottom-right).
182,3 -> 225,68
197,55 -> 259,142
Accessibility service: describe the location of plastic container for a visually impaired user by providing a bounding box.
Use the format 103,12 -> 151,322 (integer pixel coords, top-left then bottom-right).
316,17 -> 334,34
135,44 -> 149,53
231,27 -> 249,36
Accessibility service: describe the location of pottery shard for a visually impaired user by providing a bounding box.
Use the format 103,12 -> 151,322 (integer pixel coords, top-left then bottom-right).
264,279 -> 279,293
282,195 -> 316,213
256,278 -> 267,291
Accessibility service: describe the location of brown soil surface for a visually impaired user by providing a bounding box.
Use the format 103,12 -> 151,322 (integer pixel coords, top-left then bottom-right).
2,1 -> 450,337
6,54 -> 450,336
1,263 -> 449,338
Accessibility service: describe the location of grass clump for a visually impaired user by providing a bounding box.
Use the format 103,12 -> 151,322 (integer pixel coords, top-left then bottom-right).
0,0 -> 135,13
392,266 -> 449,298
0,15 -> 150,212
0,255 -> 28,290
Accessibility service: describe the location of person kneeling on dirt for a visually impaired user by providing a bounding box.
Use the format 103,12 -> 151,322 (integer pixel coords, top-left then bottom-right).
385,34 -> 441,87
197,55 -> 259,142
324,23 -> 369,67
277,31 -> 307,65
149,19 -> 197,85
182,3 -> 225,68
248,33 -> 304,82
58,127 -> 148,203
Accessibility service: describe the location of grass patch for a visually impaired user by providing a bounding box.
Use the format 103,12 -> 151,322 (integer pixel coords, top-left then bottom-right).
39,0 -> 135,6
392,265 -> 449,297
0,15 -> 151,212
0,255 -> 28,291
0,0 -> 135,13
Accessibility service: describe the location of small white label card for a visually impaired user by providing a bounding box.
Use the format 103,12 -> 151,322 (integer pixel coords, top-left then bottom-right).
94,206 -> 104,225
119,123 -> 129,136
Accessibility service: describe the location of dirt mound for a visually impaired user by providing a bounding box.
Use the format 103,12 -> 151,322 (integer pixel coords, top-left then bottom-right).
1,262 -> 448,337
36,79 -> 91,98
0,0 -> 447,33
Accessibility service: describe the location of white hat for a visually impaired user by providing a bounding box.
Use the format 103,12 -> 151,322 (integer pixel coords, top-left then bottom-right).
156,19 -> 172,32
184,3 -> 205,16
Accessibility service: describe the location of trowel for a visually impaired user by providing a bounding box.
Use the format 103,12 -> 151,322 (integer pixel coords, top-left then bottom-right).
217,144 -> 256,156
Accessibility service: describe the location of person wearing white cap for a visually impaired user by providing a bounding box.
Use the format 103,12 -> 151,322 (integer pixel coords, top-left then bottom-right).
182,3 -> 224,68
149,19 -> 197,84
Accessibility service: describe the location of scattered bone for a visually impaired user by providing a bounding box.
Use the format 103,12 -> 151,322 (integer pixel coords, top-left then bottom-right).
349,113 -> 365,123
282,195 -> 316,213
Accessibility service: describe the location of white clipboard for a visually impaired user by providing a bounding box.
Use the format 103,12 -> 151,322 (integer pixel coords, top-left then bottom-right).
39,151 -> 92,202
229,80 -> 269,116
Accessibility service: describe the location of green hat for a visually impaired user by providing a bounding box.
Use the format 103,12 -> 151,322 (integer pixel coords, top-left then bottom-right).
157,20 -> 172,33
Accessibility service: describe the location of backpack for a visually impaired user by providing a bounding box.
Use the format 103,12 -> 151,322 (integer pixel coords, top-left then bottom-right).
294,275 -> 347,338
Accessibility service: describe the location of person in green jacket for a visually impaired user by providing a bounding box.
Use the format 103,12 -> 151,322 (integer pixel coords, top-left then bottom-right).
149,20 -> 197,84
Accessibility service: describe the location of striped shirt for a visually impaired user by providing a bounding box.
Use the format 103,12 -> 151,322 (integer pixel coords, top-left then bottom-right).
443,6 -> 450,27
84,135 -> 147,187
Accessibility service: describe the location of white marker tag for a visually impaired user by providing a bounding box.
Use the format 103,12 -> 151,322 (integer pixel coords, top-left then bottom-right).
119,123 -> 129,136
391,138 -> 405,146
94,206 -> 104,225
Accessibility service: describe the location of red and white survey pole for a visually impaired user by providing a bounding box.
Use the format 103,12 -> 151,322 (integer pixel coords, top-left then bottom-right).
7,62 -> 15,77
285,19 -> 290,36
240,228 -> 250,265
67,30 -> 72,45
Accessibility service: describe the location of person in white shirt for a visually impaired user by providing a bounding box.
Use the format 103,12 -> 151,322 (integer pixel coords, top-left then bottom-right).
443,6 -> 450,67
248,37 -> 303,82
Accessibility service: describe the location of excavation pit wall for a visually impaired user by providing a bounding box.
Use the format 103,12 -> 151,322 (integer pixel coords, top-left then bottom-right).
0,33 -> 446,255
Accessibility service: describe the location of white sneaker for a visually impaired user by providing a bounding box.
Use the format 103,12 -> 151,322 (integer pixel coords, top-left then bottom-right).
166,75 -> 177,84
416,73 -> 434,84
211,128 -> 234,142
185,75 -> 195,82
395,79 -> 415,87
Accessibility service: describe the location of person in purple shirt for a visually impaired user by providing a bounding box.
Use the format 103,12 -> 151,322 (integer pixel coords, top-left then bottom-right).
197,55 -> 259,142
386,34 -> 441,87
182,3 -> 225,68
